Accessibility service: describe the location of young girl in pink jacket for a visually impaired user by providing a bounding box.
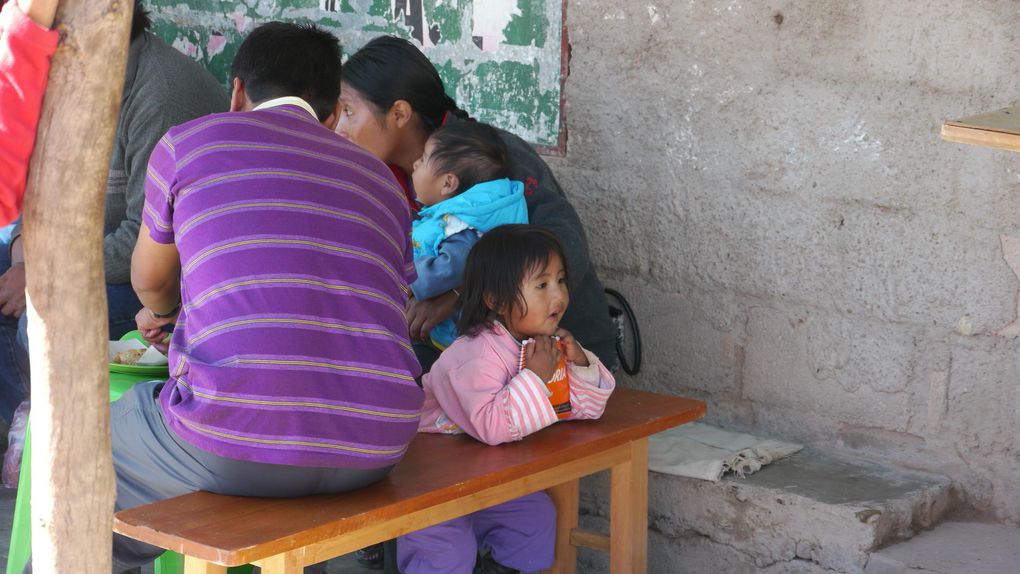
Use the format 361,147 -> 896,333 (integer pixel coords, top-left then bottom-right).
399,224 -> 616,574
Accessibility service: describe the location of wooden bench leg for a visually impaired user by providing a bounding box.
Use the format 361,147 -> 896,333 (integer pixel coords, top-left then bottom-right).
183,556 -> 227,574
257,550 -> 304,574
610,438 -> 648,573
544,479 -> 579,574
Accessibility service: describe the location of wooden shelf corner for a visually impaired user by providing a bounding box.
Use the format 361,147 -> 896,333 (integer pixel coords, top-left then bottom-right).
942,105 -> 1020,153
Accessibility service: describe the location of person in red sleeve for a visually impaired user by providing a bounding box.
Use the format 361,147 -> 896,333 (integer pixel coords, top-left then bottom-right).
0,0 -> 59,226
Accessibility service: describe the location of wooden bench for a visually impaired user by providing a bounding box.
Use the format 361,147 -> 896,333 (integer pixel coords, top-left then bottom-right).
113,388 -> 705,574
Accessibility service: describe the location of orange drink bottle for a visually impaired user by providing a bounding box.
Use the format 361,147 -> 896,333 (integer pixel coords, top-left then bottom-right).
520,338 -> 571,419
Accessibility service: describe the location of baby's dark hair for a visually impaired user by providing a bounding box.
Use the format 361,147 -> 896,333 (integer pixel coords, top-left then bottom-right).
427,121 -> 508,195
457,225 -> 570,336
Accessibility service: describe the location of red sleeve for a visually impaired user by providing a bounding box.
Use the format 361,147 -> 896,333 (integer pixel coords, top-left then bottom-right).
0,2 -> 59,225
388,164 -> 420,215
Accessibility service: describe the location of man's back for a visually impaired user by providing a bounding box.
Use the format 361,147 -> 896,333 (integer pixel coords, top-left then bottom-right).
143,103 -> 422,469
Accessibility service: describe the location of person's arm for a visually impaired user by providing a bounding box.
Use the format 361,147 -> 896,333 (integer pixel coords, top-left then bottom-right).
0,233 -> 25,316
409,229 -> 478,300
563,347 -> 615,420
132,132 -> 180,316
17,0 -> 58,27
407,229 -> 478,339
130,221 -> 180,315
407,290 -> 458,342
439,355 -> 559,446
0,0 -> 59,226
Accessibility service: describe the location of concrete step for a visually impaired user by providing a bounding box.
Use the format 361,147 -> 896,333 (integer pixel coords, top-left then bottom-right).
865,522 -> 1020,574
577,449 -> 958,573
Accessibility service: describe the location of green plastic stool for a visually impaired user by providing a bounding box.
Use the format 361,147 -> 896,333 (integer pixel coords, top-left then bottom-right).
6,378 -> 185,573
5,333 -> 254,574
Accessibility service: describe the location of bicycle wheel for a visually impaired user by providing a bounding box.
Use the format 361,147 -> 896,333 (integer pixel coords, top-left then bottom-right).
604,288 -> 642,375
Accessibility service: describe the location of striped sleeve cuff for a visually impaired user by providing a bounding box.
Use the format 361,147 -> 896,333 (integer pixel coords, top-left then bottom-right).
567,349 -> 616,420
506,368 -> 558,438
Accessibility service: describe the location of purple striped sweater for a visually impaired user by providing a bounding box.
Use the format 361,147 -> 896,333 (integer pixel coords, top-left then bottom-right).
143,103 -> 423,469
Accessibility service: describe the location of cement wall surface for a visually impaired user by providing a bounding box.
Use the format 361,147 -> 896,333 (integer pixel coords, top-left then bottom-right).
553,0 -> 1020,522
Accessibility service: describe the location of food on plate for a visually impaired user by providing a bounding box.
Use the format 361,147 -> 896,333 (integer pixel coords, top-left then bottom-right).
112,348 -> 146,365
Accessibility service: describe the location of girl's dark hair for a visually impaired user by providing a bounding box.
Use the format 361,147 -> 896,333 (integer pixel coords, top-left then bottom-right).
457,225 -> 570,337
230,22 -> 342,122
341,35 -> 469,135
429,121 -> 508,194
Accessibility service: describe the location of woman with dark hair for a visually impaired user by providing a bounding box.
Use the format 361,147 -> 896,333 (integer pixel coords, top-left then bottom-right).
338,35 -> 618,374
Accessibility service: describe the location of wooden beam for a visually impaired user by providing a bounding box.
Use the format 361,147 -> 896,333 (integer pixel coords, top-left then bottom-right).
545,479 -> 580,573
22,1 -> 133,572
569,529 -> 610,552
184,556 -> 228,574
610,438 -> 648,573
571,530 -> 607,550
942,105 -> 1020,153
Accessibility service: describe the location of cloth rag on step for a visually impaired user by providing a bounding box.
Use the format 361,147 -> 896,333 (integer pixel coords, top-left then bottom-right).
648,422 -> 802,482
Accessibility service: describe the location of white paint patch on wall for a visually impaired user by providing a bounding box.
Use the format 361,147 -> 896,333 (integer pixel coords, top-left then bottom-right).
713,0 -> 742,16
172,36 -> 201,59
473,0 -> 521,52
716,84 -> 755,105
833,120 -> 884,161
647,5 -> 661,24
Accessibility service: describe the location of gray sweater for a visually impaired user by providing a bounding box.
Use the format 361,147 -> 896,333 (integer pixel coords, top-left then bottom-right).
102,32 -> 229,283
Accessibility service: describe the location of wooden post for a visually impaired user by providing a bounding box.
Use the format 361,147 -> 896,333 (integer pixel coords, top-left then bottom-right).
21,1 -> 133,572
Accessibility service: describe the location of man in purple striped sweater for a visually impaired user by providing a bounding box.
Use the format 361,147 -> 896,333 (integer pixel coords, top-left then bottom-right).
112,22 -> 422,572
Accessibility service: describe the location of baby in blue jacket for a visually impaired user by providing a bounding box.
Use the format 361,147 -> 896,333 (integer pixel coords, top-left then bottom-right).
410,121 -> 528,350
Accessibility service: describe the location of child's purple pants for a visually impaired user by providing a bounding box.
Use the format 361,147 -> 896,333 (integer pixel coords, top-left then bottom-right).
396,491 -> 556,574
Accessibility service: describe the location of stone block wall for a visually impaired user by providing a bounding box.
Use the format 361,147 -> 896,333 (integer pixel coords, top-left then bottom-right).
552,0 -> 1020,522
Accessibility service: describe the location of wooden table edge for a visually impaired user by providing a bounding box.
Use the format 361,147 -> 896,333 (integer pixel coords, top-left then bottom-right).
941,122 -> 1020,153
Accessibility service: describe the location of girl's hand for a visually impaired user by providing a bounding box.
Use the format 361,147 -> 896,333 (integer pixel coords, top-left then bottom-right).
555,328 -> 589,367
523,335 -> 561,382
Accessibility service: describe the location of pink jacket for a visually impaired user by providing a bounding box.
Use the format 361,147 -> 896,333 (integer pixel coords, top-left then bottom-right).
0,2 -> 59,225
418,321 -> 616,446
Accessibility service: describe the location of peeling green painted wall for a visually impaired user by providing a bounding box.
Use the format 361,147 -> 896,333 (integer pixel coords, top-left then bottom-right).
145,0 -> 564,147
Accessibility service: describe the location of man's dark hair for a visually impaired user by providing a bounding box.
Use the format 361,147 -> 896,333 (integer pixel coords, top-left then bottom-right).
457,225 -> 570,337
131,1 -> 152,41
230,22 -> 342,121
428,121 -> 508,195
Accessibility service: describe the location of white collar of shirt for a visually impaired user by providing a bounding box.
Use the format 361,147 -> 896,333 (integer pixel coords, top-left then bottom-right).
252,96 -> 317,119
